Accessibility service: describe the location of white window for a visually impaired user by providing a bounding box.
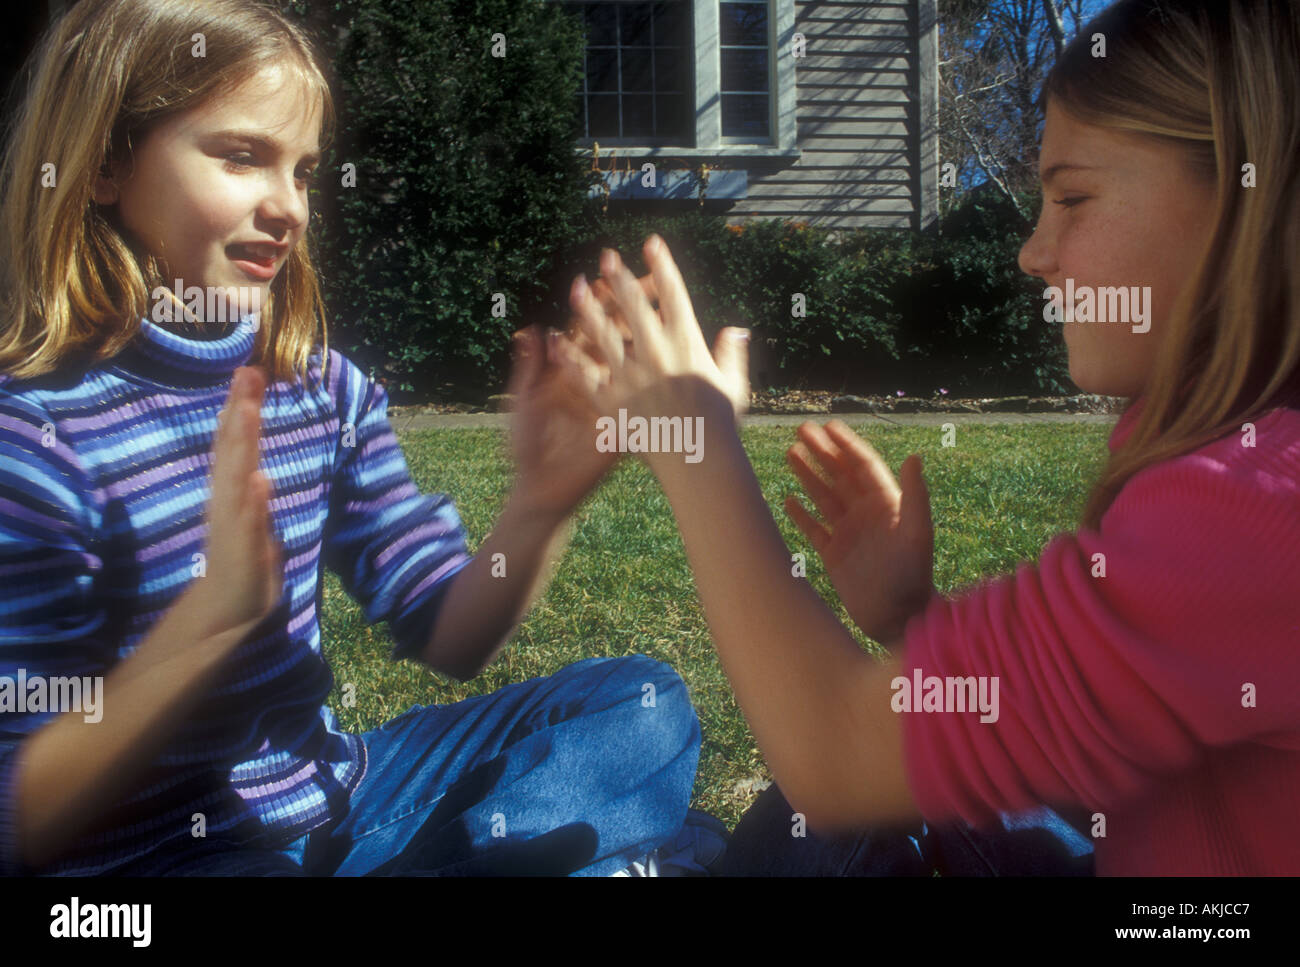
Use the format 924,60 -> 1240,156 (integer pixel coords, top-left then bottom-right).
558,0 -> 798,158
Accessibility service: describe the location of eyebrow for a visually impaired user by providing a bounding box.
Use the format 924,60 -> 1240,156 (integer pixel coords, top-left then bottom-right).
1040,163 -> 1100,185
207,129 -> 320,165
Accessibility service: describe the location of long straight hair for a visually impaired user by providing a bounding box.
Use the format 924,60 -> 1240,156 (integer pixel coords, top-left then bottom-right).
0,0 -> 336,385
1042,0 -> 1300,529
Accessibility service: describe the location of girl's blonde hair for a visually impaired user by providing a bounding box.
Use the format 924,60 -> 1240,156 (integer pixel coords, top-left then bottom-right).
0,0 -> 335,385
1043,0 -> 1300,529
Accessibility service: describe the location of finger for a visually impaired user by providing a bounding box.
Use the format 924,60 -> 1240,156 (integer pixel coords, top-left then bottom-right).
589,276 -> 636,350
550,328 -> 611,412
713,326 -> 750,412
233,365 -> 267,412
264,531 -> 285,614
570,275 -> 624,370
565,329 -> 617,398
783,495 -> 831,555
794,421 -> 852,485
823,420 -> 902,502
504,328 -> 543,401
212,371 -> 244,498
550,331 -> 607,405
601,247 -> 666,363
247,468 -> 272,528
593,272 -> 657,319
899,453 -> 934,544
216,366 -> 250,432
242,365 -> 267,398
643,234 -> 703,348
249,471 -> 284,614
213,372 -> 260,511
571,272 -> 626,369
564,325 -> 604,372
799,420 -> 897,518
786,441 -> 845,520
242,468 -> 268,556
231,394 -> 264,505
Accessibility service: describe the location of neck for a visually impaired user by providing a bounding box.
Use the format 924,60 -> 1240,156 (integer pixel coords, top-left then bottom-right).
112,315 -> 258,390
158,316 -> 241,342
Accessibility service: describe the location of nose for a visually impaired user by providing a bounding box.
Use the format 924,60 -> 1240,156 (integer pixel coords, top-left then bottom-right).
260,167 -> 308,234
1018,220 -> 1055,281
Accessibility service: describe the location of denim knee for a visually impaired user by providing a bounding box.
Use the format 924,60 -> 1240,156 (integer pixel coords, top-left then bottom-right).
602,652 -> 695,710
571,654 -> 701,761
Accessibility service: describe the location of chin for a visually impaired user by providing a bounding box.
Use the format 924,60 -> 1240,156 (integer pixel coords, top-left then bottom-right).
1067,357 -> 1095,393
1068,361 -> 1141,398
1064,351 -> 1098,391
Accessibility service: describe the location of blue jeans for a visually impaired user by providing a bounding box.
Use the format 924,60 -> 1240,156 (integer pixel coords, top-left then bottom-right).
103,655 -> 701,876
722,783 -> 1095,876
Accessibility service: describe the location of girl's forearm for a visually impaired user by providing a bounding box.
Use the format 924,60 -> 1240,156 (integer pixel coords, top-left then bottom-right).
419,489 -> 572,682
650,388 -> 918,828
14,584 -> 257,870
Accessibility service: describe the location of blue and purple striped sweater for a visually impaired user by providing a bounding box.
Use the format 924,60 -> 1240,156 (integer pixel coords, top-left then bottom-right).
0,316 -> 471,875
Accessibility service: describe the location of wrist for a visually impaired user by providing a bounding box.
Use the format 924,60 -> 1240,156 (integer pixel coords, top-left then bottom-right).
500,483 -> 572,536
640,378 -> 739,482
177,584 -> 258,654
875,586 -> 941,654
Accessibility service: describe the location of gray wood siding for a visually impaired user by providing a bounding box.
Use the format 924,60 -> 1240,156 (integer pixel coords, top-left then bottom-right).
727,0 -> 933,230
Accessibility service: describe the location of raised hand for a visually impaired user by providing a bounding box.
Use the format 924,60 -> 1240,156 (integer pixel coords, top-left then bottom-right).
193,366 -> 284,640
504,256 -> 675,518
784,420 -> 936,646
555,236 -> 750,456
505,325 -> 621,519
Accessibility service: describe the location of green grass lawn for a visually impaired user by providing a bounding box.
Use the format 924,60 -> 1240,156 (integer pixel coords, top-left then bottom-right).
321,422 -> 1112,829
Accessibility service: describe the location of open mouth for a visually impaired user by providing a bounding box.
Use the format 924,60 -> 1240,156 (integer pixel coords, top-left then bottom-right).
227,243 -> 283,282
226,243 -> 279,267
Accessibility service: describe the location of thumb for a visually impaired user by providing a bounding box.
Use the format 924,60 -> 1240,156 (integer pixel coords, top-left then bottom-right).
713,327 -> 751,411
250,471 -> 284,615
898,453 -> 933,543
504,327 -> 542,402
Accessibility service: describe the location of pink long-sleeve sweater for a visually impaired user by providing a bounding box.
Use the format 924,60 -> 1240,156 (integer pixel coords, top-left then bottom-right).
900,396 -> 1300,875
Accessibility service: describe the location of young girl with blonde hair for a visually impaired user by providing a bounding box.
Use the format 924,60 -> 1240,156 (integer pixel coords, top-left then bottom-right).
0,0 -> 702,876
561,0 -> 1300,875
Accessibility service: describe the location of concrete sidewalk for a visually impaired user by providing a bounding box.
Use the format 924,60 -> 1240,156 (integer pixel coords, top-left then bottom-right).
389,411 -> 1118,432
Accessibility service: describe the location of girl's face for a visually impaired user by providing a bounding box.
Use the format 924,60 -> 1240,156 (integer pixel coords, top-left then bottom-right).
1018,100 -> 1217,398
95,62 -> 322,328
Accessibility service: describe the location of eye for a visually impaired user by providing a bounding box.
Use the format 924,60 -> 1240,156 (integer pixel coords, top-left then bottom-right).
223,153 -> 256,171
1053,196 -> 1089,208
297,167 -> 319,187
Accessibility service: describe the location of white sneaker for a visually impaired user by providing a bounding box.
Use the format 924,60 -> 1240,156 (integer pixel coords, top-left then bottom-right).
611,852 -> 661,876
611,810 -> 729,876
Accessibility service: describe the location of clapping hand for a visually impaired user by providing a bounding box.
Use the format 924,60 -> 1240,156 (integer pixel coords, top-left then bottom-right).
194,366 -> 284,641
551,236 -> 750,477
784,420 -> 936,646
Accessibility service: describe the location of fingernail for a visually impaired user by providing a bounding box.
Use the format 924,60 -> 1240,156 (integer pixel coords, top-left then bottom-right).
600,248 -> 616,275
646,234 -> 661,255
573,274 -> 589,300
734,329 -> 751,342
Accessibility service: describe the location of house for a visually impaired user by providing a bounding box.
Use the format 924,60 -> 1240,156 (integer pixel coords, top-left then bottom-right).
558,0 -> 939,230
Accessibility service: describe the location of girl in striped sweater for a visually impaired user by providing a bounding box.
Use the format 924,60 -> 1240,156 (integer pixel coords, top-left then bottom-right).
0,0 -> 700,876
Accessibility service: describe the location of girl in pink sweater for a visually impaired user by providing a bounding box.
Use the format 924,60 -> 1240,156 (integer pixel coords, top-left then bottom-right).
556,0 -> 1300,875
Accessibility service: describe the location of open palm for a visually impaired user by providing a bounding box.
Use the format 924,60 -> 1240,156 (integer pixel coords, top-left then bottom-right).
507,326 -> 618,518
784,420 -> 935,645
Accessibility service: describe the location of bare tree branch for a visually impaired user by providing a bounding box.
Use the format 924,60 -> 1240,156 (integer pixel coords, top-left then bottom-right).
937,0 -> 1082,214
